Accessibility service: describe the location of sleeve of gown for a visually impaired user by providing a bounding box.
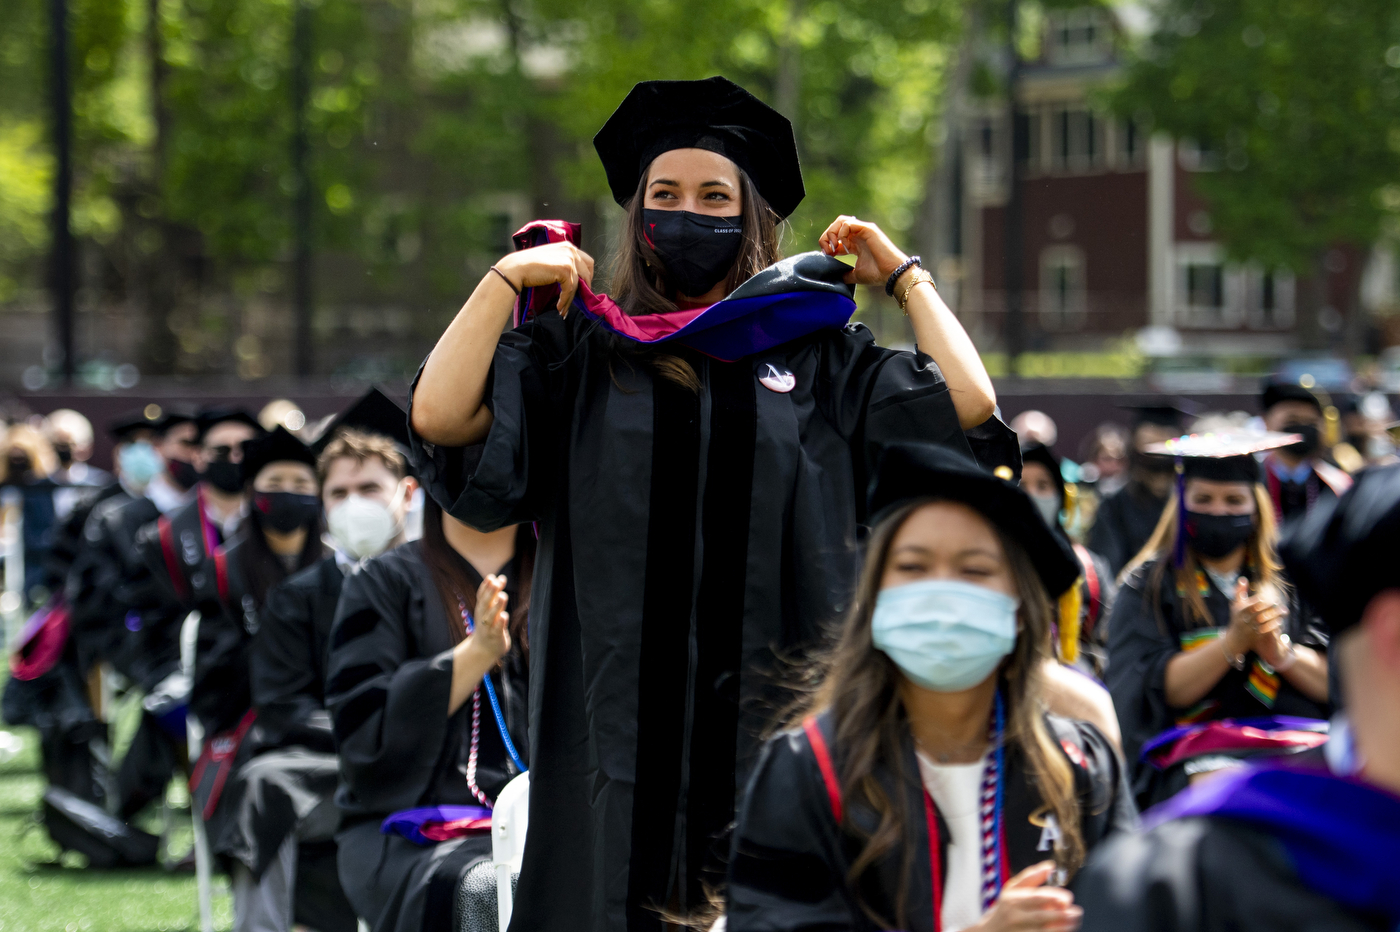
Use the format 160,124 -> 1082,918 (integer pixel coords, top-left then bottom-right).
65,509 -> 118,666
192,598 -> 252,736
407,324 -> 557,532
1064,719 -> 1141,847
1104,569 -> 1178,779
252,577 -> 334,752
1087,497 -> 1127,578
1073,822 -> 1207,932
726,730 -> 859,932
326,559 -> 455,813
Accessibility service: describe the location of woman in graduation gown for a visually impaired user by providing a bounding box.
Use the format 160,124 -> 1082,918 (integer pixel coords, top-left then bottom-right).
1075,464 -> 1400,932
189,426 -> 357,932
1103,433 -> 1330,808
409,76 -> 1003,932
726,443 -> 1137,932
326,494 -> 532,932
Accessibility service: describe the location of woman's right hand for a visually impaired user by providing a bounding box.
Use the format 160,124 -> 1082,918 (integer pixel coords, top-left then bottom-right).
974,862 -> 1082,931
1224,578 -> 1278,660
466,573 -> 511,664
494,242 -> 595,315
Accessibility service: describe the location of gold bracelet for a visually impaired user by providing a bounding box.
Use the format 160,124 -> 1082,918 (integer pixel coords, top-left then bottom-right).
898,271 -> 935,314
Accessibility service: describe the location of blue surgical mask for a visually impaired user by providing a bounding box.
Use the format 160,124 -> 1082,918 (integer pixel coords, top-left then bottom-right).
871,579 -> 1019,692
118,441 -> 163,486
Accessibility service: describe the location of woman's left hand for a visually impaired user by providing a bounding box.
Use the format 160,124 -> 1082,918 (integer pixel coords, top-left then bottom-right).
819,216 -> 909,287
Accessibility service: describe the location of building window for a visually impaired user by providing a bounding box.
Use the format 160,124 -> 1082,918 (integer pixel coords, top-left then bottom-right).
1116,118 -> 1146,168
1045,9 -> 1113,66
1178,139 -> 1220,171
1040,246 -> 1087,330
1047,107 -> 1105,173
1246,267 -> 1297,329
1174,245 -> 1293,329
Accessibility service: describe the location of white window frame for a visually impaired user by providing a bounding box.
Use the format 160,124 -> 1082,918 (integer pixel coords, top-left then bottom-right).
1045,8 -> 1113,66
1039,245 -> 1088,331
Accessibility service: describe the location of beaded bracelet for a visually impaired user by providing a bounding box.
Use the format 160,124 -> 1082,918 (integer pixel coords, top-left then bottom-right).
885,255 -> 921,296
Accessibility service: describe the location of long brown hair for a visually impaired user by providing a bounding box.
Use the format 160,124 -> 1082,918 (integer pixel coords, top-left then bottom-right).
419,496 -> 533,648
791,499 -> 1085,928
1123,482 -> 1283,629
606,160 -> 783,391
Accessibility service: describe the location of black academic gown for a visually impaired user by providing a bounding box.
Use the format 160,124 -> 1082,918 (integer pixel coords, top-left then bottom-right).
1088,481 -> 1167,577
726,709 -> 1138,932
1104,559 -> 1329,807
409,310 -> 1011,932
1074,817 -> 1383,931
327,539 -> 529,932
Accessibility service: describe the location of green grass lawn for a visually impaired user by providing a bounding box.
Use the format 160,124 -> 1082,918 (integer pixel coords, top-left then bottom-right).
0,719 -> 234,931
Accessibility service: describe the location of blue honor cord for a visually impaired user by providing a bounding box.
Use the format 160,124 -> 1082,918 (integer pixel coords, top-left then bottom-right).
462,608 -> 528,775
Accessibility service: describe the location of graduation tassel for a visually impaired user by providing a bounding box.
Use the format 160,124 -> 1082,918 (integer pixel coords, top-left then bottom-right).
1058,581 -> 1082,665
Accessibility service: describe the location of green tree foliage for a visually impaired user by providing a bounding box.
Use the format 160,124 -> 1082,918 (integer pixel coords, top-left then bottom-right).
1113,0 -> 1400,272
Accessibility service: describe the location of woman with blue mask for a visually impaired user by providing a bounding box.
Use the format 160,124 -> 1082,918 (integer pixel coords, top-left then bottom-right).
727,443 -> 1137,932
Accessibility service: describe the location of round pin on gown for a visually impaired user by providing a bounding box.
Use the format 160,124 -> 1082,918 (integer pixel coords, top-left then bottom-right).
757,363 -> 795,393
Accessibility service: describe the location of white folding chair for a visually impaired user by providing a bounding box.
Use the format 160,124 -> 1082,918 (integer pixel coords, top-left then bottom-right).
180,611 -> 215,932
491,771 -> 530,932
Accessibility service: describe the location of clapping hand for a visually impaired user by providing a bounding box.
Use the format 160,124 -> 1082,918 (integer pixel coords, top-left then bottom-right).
470,573 -> 512,663
973,862 -> 1082,932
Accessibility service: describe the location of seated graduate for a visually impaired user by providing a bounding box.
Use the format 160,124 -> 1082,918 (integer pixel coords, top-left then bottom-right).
66,407 -> 201,820
326,487 -> 533,932
1075,463 -> 1400,932
726,443 -> 1137,932
187,426 -> 356,932
1104,430 -> 1332,809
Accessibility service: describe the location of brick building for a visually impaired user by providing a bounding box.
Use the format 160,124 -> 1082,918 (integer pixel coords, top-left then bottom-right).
946,6 -> 1385,357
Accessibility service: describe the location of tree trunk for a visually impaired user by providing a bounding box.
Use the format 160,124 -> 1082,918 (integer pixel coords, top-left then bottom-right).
139,0 -> 179,374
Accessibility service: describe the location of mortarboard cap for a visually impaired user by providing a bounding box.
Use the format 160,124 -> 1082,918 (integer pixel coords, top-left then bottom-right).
238,426 -> 316,485
1280,463 -> 1400,637
1146,429 -> 1302,484
593,77 -> 805,220
195,406 -> 264,443
867,443 -> 1080,598
1260,379 -> 1322,414
311,387 -> 409,456
1116,398 -> 1199,430
108,406 -> 166,441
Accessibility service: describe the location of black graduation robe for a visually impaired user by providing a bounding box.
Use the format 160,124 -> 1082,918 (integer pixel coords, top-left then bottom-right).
326,539 -> 529,932
1104,558 -> 1329,807
135,492 -> 226,615
409,309 -> 1013,932
726,709 -> 1139,932
1087,481 -> 1167,578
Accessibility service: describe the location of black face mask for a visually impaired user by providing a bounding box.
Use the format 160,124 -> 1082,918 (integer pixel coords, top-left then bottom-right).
167,457 -> 200,491
642,209 -> 744,299
53,443 -> 73,467
253,491 -> 321,534
6,455 -> 32,481
203,460 -> 244,494
1186,512 -> 1255,559
1283,422 -> 1321,458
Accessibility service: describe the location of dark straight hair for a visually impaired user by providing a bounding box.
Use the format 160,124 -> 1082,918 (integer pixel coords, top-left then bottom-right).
419,496 -> 533,649
606,159 -> 783,390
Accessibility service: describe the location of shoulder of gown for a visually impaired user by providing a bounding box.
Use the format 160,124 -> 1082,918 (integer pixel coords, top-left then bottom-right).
1073,816 -> 1379,932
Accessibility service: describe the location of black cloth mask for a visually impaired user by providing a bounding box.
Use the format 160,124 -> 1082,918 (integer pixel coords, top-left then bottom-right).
203,460 -> 244,494
53,443 -> 73,467
1283,422 -> 1321,458
252,491 -> 321,533
166,457 -> 200,491
642,209 -> 744,298
1186,511 -> 1255,559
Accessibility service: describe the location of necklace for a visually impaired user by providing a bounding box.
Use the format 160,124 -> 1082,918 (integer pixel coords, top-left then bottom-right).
455,596 -> 529,808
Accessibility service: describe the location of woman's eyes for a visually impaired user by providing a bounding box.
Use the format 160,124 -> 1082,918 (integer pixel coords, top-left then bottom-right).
893,562 -> 927,574
703,191 -> 731,201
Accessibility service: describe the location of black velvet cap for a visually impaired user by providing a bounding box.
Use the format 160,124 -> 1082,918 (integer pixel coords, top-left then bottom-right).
593,76 -> 805,219
239,426 -> 316,484
1261,379 -> 1322,414
312,387 -> 410,455
1281,463 -> 1400,637
867,443 -> 1080,598
1144,430 -> 1302,483
1019,442 -> 1065,503
195,406 -> 264,443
